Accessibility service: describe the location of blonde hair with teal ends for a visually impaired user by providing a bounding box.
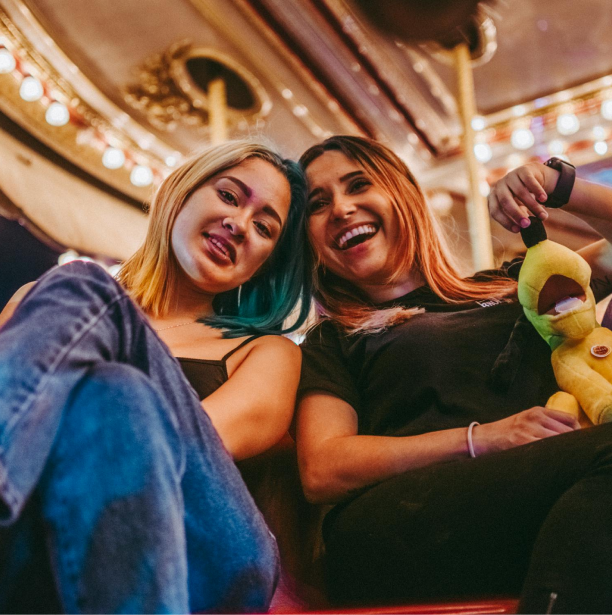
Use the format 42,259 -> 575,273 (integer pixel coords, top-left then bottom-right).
118,139 -> 312,337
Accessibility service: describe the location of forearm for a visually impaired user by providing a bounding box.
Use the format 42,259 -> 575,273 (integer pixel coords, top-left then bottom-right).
300,427 -> 470,504
552,174 -> 612,243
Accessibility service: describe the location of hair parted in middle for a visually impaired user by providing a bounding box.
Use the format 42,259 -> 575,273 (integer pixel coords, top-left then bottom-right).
119,138 -> 311,337
300,135 -> 516,334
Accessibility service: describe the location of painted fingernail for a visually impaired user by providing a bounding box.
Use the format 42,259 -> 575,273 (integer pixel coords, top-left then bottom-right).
512,225 -> 520,233
520,218 -> 531,228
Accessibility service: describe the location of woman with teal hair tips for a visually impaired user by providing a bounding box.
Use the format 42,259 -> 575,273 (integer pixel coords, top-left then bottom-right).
0,139 -> 311,613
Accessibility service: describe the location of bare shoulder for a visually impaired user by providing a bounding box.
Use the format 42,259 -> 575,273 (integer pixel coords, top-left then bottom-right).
251,334 -> 301,358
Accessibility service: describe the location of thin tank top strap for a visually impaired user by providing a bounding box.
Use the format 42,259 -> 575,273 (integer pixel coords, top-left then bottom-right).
221,334 -> 260,362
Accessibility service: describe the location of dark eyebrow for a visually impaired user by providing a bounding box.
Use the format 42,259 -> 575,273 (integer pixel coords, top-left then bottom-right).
220,175 -> 283,227
307,170 -> 365,201
220,176 -> 252,198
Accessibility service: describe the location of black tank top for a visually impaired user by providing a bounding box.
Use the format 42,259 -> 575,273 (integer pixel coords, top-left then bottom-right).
177,335 -> 259,400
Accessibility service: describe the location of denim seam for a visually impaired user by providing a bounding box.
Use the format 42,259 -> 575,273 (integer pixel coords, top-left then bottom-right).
0,292 -> 127,518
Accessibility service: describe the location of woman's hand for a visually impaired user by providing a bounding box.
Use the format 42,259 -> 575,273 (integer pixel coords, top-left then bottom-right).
472,406 -> 580,456
488,162 -> 560,233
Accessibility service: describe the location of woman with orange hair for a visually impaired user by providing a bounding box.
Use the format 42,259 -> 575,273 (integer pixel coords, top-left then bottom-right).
0,139 -> 311,613
296,135 -> 612,613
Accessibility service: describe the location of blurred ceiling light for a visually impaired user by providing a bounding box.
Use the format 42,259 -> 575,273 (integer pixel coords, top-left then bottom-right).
512,105 -> 527,117
102,147 -> 126,169
0,48 -> 16,74
511,127 -> 535,150
601,99 -> 612,121
508,153 -> 525,168
428,191 -> 454,216
471,116 -> 486,131
19,75 -> 43,101
557,113 -> 580,135
474,143 -> 492,163
45,101 -> 70,126
547,139 -> 565,156
593,126 -> 607,140
292,105 -> 308,117
130,165 -> 153,187
594,141 -> 608,156
165,154 -> 179,167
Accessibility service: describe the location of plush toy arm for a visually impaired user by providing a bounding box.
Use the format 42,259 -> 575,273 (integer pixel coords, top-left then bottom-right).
553,354 -> 612,424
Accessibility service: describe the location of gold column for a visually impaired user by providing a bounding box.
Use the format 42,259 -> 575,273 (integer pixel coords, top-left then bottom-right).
208,77 -> 228,145
454,43 -> 494,271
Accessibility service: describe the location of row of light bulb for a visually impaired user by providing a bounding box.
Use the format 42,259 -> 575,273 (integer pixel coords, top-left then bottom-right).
0,46 -> 160,188
472,99 -> 612,164
101,146 -> 154,187
0,46 -> 71,126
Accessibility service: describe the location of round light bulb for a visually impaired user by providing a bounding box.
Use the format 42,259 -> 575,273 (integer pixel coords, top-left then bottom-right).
601,99 -> 612,121
511,128 -> 535,150
165,154 -> 179,168
471,116 -> 486,131
594,141 -> 608,156
474,143 -> 492,163
102,147 -> 126,170
557,113 -> 580,135
593,126 -> 607,140
45,101 -> 69,126
19,76 -> 43,102
0,48 -> 16,74
547,139 -> 565,156
130,165 -> 153,187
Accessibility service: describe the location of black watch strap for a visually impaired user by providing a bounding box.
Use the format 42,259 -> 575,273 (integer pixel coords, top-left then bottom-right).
544,157 -> 576,208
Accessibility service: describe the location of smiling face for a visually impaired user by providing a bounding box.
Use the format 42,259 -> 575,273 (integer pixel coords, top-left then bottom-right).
305,150 -> 413,298
171,157 -> 291,295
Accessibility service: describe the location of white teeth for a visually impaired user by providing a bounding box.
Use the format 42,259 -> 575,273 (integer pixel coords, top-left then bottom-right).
210,236 -> 229,257
337,224 -> 377,249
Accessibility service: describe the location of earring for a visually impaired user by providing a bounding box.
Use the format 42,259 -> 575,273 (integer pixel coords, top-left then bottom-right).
237,284 -> 242,308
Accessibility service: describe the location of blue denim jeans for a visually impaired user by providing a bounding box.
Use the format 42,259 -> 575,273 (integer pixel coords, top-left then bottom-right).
0,262 -> 279,613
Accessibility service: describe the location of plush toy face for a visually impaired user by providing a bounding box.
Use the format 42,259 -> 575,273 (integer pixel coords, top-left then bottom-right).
518,239 -> 597,346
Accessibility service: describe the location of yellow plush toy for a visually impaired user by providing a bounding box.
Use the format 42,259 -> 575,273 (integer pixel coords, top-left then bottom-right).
518,217 -> 612,425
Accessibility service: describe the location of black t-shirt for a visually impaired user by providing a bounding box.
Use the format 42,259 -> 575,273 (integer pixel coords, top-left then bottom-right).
299,262 -> 612,437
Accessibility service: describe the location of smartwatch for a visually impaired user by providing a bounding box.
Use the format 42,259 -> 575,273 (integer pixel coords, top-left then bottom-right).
543,157 -> 576,208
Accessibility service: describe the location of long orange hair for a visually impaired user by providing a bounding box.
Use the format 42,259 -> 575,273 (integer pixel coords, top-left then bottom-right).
300,136 -> 516,334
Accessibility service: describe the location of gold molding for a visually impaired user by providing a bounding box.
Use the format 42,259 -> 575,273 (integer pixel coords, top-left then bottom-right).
123,41 -> 271,132
189,0 -> 363,138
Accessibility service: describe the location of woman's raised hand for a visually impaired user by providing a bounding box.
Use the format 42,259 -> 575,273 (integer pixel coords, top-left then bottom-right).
488,162 -> 560,233
471,406 -> 580,456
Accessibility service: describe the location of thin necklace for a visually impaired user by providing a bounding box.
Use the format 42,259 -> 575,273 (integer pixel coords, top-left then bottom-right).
153,320 -> 199,332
